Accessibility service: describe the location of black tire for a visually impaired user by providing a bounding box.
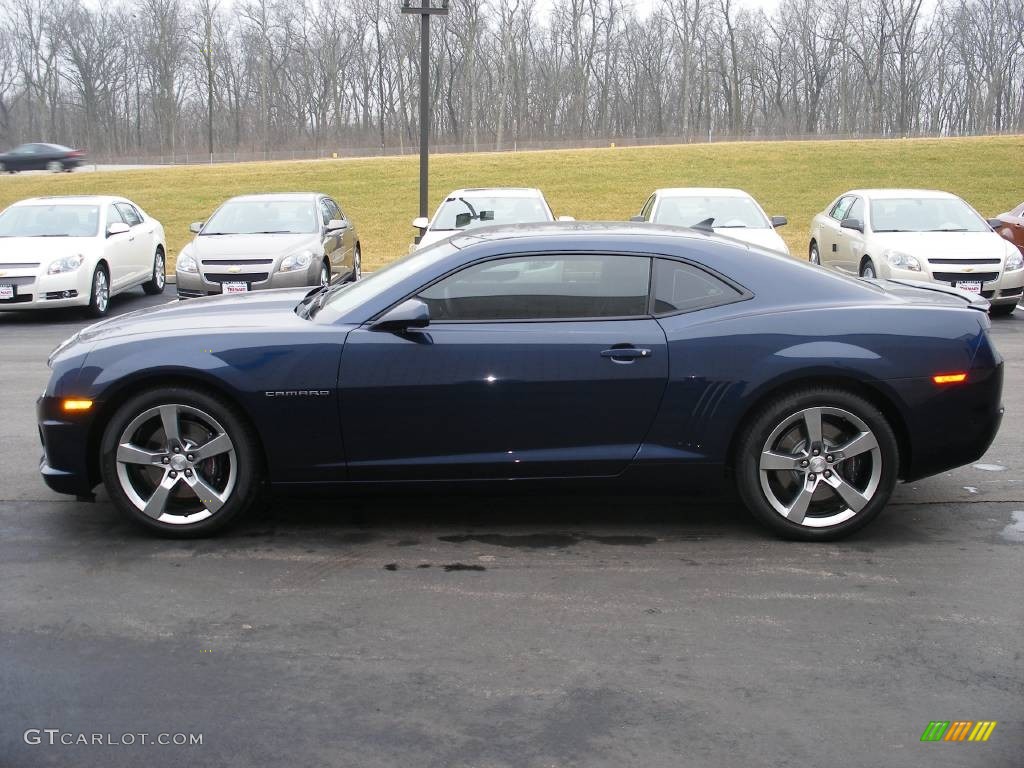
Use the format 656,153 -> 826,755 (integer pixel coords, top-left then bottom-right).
350,244 -> 362,282
989,303 -> 1016,317
859,259 -> 876,278
735,387 -> 899,541
142,248 -> 166,295
99,386 -> 264,537
808,240 -> 820,265
86,264 -> 110,318
319,260 -> 331,288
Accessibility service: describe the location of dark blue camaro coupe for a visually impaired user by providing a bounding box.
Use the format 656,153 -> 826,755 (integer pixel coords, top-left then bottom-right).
38,223 -> 1003,540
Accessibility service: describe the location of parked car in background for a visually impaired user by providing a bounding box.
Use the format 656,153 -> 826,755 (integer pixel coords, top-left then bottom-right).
0,196 -> 165,317
176,193 -> 360,298
809,189 -> 1023,316
40,223 -> 1002,541
992,201 -> 1024,258
411,187 -> 571,250
0,143 -> 85,173
631,188 -> 790,254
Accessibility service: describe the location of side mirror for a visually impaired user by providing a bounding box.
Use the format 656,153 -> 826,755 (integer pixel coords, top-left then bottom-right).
372,298 -> 430,332
327,218 -> 348,231
107,222 -> 130,237
630,215 -> 646,222
556,215 -> 575,222
189,221 -> 204,234
771,215 -> 788,228
987,218 -> 1004,229
412,216 -> 430,230
841,217 -> 864,233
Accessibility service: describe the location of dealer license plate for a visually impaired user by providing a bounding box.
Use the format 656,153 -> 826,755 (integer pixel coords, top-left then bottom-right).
222,282 -> 249,294
955,280 -> 982,294
0,284 -> 15,300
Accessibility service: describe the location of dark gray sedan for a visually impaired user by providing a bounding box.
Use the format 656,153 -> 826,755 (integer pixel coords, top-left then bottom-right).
175,193 -> 361,298
0,143 -> 85,173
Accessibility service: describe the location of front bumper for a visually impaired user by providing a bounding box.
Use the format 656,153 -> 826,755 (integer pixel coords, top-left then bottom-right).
0,270 -> 90,310
885,263 -> 1024,306
176,265 -> 317,298
37,395 -> 97,495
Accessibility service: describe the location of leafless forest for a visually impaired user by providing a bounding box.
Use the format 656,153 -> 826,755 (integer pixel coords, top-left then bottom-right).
0,0 -> 1021,158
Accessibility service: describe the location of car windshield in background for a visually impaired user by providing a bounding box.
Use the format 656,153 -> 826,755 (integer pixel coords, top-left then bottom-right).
431,196 -> 551,231
870,198 -> 989,233
0,205 -> 100,237
653,196 -> 769,229
202,200 -> 318,235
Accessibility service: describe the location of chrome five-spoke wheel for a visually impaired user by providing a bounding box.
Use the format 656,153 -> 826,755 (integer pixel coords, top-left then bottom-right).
115,404 -> 237,525
758,407 -> 881,527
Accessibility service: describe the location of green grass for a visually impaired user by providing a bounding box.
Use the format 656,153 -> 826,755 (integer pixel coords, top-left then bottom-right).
1,135 -> 1021,271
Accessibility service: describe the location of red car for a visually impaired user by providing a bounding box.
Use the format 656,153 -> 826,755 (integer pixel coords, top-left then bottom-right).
993,201 -> 1024,256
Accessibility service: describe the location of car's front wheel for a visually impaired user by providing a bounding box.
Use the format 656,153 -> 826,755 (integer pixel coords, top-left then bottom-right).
142,248 -> 166,295
100,387 -> 263,537
350,245 -> 362,282
319,260 -> 331,288
809,240 -> 821,265
735,387 -> 899,541
989,303 -> 1016,317
86,265 -> 110,318
859,259 -> 876,278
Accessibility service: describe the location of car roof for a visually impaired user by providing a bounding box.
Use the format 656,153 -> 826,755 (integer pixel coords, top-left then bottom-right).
443,188 -> 545,199
12,195 -> 129,206
655,187 -> 754,197
845,189 -> 959,200
454,220 -> 715,245
226,193 -> 324,203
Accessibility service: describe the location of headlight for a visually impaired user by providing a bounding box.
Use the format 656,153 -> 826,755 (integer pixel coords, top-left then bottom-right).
177,253 -> 198,273
884,250 -> 922,272
280,250 -> 314,272
1005,249 -> 1023,271
47,255 -> 84,274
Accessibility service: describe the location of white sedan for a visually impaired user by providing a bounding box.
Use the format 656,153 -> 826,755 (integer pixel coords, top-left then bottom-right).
632,188 -> 791,254
0,195 -> 166,317
411,187 -> 571,251
809,189 -> 1023,316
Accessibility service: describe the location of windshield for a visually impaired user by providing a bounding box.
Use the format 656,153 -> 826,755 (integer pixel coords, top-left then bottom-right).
652,195 -> 769,229
313,242 -> 460,322
202,200 -> 318,235
870,197 -> 989,233
431,195 -> 551,232
0,204 -> 100,237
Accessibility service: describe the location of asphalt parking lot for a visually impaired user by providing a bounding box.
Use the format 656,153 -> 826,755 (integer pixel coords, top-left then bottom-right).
2,291 -> 1022,767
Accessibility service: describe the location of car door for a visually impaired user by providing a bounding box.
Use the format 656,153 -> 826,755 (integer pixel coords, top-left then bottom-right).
818,196 -> 854,269
835,196 -> 866,274
320,198 -> 347,276
114,202 -> 151,281
337,253 -> 669,481
103,204 -> 135,288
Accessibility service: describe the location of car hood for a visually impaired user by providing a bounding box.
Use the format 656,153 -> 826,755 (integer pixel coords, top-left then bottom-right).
0,237 -> 99,265
712,227 -> 789,254
188,233 -> 318,260
74,288 -> 313,345
416,229 -> 460,250
870,231 -> 1008,260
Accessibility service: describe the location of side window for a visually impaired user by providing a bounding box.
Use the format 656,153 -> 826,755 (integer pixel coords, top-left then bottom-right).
847,197 -> 864,223
326,199 -> 344,221
640,195 -> 656,220
418,254 -> 651,321
115,203 -> 142,226
653,258 -> 742,314
830,196 -> 853,221
106,204 -> 125,225
319,199 -> 333,226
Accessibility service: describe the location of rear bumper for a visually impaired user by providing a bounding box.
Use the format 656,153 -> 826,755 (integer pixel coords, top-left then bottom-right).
893,363 -> 1004,481
37,395 -> 96,496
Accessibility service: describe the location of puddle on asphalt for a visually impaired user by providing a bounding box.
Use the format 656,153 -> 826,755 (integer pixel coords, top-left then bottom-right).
999,512 -> 1024,543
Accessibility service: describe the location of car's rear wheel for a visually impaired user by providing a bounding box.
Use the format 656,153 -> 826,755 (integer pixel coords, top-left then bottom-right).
350,245 -> 362,282
809,240 -> 821,265
859,259 -> 876,278
142,248 -> 166,295
47,160 -> 62,173
86,265 -> 110,318
735,387 -> 899,540
100,387 -> 263,537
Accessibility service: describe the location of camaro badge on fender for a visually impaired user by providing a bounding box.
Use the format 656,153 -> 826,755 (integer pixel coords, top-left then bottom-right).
264,390 -> 331,397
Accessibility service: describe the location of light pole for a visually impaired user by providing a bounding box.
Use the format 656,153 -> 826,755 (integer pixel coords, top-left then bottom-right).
402,0 -> 448,238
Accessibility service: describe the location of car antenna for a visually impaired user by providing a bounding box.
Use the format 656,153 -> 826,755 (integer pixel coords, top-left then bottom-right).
692,218 -> 715,232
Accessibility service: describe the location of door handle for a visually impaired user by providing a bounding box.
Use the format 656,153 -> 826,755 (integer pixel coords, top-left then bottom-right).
601,347 -> 651,362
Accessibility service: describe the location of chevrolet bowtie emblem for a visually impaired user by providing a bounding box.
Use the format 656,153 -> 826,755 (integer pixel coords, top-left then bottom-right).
0,270 -> 6,277
228,266 -> 241,273
963,267 -> 973,273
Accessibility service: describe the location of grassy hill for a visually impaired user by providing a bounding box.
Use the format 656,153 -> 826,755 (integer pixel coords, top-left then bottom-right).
1,135 -> 1021,272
